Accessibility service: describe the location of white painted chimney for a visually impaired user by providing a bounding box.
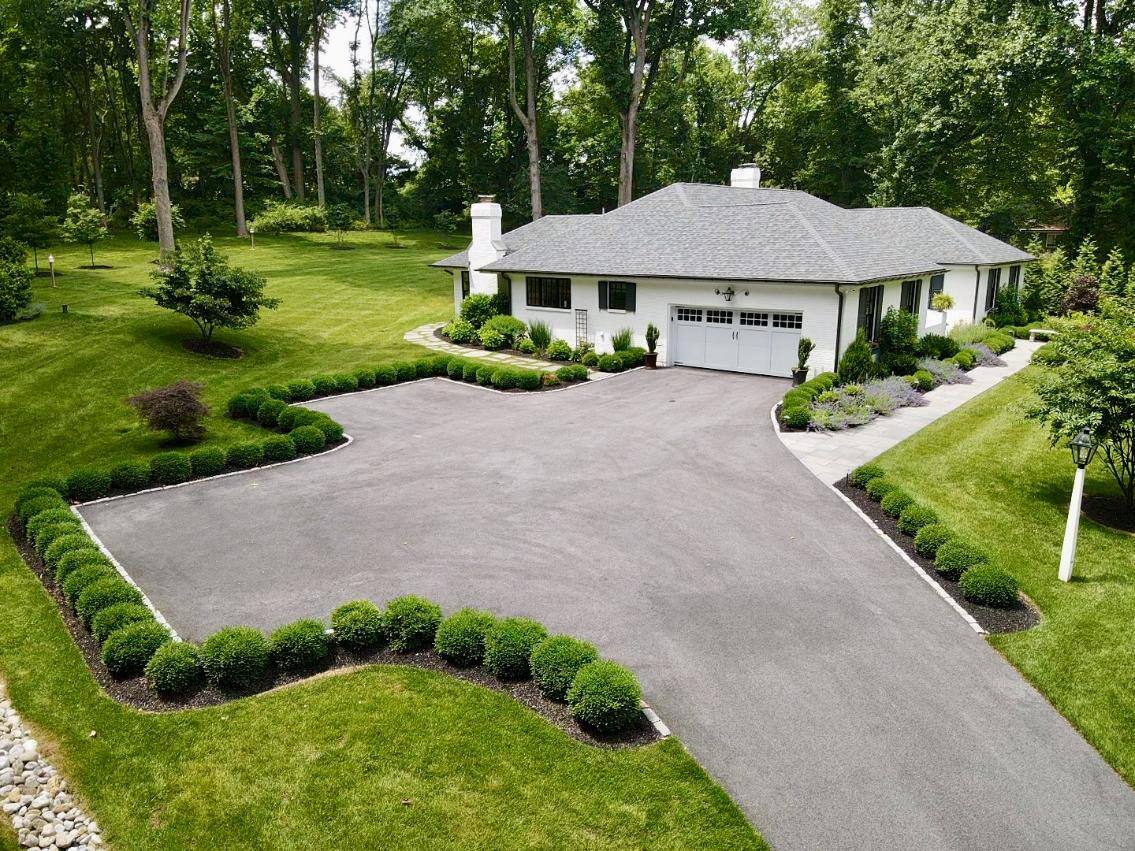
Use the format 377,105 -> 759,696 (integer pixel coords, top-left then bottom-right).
730,164 -> 762,189
467,194 -> 506,295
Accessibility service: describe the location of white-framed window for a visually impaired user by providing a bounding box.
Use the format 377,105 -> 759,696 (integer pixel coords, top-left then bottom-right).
706,309 -> 734,324
676,307 -> 703,322
739,312 -> 768,326
772,312 -> 803,329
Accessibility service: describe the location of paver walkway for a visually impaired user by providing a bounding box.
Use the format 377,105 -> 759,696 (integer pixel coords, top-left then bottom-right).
80,369 -> 1135,851
404,322 -> 619,380
779,341 -> 1042,483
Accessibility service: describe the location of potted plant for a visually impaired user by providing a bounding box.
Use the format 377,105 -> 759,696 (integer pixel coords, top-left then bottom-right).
792,337 -> 815,385
931,292 -> 955,326
644,322 -> 660,368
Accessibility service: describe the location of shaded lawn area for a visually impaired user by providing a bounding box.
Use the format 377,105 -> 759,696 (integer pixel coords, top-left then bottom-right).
0,231 -> 763,849
874,369 -> 1135,786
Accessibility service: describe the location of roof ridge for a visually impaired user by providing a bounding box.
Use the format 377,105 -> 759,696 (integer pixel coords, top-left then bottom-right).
786,204 -> 857,282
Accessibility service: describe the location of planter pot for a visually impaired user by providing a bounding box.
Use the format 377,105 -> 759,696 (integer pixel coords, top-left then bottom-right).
644,352 -> 659,369
791,368 -> 809,385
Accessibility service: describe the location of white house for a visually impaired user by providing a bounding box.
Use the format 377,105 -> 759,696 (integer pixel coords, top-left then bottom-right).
432,166 -> 1032,378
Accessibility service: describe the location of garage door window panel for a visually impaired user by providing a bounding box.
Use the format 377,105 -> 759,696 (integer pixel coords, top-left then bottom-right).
526,276 -> 571,310
706,310 -> 734,324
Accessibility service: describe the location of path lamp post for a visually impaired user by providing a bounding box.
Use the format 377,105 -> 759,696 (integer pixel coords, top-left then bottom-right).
249,224 -> 256,250
48,254 -> 56,288
1058,427 -> 1098,582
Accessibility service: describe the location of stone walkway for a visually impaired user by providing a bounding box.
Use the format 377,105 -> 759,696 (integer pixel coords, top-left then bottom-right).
403,323 -> 619,380
779,340 -> 1042,483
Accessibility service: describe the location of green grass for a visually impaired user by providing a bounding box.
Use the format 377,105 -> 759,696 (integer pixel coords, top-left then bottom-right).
875,369 -> 1135,785
0,231 -> 763,849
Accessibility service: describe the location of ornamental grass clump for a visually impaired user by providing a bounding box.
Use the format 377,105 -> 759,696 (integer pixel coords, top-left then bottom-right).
270,619 -> 331,672
331,600 -> 385,649
959,565 -> 1019,608
567,660 -> 642,733
383,596 -> 443,651
200,626 -> 271,690
101,621 -> 171,677
145,642 -> 204,695
530,636 -> 599,701
484,617 -> 548,680
434,608 -> 497,667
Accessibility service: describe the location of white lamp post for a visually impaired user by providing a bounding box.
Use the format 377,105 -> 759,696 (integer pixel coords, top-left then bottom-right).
48,254 -> 56,288
1058,427 -> 1098,582
249,224 -> 256,250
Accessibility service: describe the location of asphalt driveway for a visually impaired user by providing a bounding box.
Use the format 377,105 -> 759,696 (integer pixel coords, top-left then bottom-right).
80,370 -> 1135,849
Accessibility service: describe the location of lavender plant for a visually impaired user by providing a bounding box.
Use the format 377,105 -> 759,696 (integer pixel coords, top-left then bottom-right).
917,357 -> 972,385
808,377 -> 927,431
963,343 -> 1006,367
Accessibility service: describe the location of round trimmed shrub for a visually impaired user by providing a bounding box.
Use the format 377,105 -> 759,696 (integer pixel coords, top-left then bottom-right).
226,441 -> 264,469
18,495 -> 66,526
479,328 -> 506,350
62,564 -> 116,606
26,509 -> 79,541
597,354 -> 624,373
849,464 -> 885,488
580,350 -> 600,367
331,600 -> 385,649
546,339 -> 573,361
276,406 -> 303,432
16,485 -> 66,516
865,477 -> 897,502
446,358 -> 466,379
145,641 -> 204,694
959,565 -> 1019,608
530,635 -> 599,701
35,522 -> 82,555
309,416 -> 344,443
287,379 -> 316,401
373,365 -> 396,386
491,368 -> 517,389
418,357 -> 449,377
266,384 -> 291,401
393,361 -> 417,382
914,523 -> 954,558
898,504 -> 939,535
556,364 -> 588,383
935,540 -> 989,581
66,468 -> 111,502
542,373 -> 560,387
880,489 -> 914,518
261,435 -> 297,463
333,373 -> 359,393
461,361 -> 480,382
354,367 -> 376,388
76,578 -> 143,627
912,369 -> 935,392
227,389 -> 269,418
200,626 -> 271,690
150,452 -> 192,485
270,619 -> 330,672
484,617 -> 549,680
256,398 -> 287,427
515,370 -> 542,391
101,621 -> 171,677
312,375 -> 338,396
189,446 -> 227,477
434,608 -> 496,667
290,425 -> 326,454
781,404 -> 811,430
55,548 -> 110,583
110,460 -> 151,492
382,596 -> 443,651
475,365 -> 494,385
566,660 -> 642,733
44,533 -> 91,569
92,602 -> 154,644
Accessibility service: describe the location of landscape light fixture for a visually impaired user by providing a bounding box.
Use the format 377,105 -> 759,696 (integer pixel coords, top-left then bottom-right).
1058,427 -> 1098,582
249,224 -> 256,250
47,254 -> 56,288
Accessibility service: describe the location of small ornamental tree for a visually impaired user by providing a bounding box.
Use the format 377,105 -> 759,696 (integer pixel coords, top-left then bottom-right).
326,204 -> 353,246
1,192 -> 57,272
139,235 -> 280,342
128,380 -> 210,442
1060,274 -> 1101,315
62,192 -> 108,267
1028,300 -> 1135,515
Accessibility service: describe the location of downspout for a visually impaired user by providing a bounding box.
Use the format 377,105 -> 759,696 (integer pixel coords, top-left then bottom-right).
833,283 -> 846,371
972,265 -> 981,322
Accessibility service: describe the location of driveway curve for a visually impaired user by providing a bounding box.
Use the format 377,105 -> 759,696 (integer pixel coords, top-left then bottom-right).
80,370 -> 1135,849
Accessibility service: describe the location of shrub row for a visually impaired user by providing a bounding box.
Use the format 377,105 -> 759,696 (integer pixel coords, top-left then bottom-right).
780,372 -> 838,429
850,466 -> 1019,608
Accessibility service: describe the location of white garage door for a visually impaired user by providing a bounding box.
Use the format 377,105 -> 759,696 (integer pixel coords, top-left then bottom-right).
671,306 -> 802,377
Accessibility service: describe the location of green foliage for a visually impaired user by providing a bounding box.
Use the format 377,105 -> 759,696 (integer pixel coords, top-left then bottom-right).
839,331 -> 878,383
914,524 -> 954,558
581,350 -> 600,367
865,476 -> 896,502
249,201 -> 327,233
0,256 -> 33,322
290,425 -> 326,454
919,334 -> 959,360
331,600 -> 385,649
54,549 -> 110,584
145,641 -> 204,694
877,308 -> 920,375
434,608 -> 497,667
482,314 -> 527,347
129,380 -> 210,442
189,446 -> 227,477
101,621 -> 171,677
545,339 -> 573,360
645,322 -> 660,353
898,504 -> 939,535
911,369 -> 934,392
139,236 -> 280,341
91,603 -> 154,645
62,564 -> 115,607
312,375 -> 338,396
796,337 -> 816,369
25,508 -> 78,541
111,460 -> 151,491
610,328 -> 634,352
530,636 -> 600,701
150,451 -> 193,485
33,522 -> 80,555
479,327 -> 506,350
880,488 -> 914,518
934,540 -> 989,580
76,577 -> 143,627
850,464 -> 885,488
460,294 -> 498,329
958,564 -> 1019,608
528,320 -> 552,351
382,596 -> 443,651
261,435 -> 297,463
131,201 -> 185,241
484,617 -> 548,680
61,193 -> 107,265
443,318 -> 478,344
256,397 -> 287,427
226,441 -> 264,469
44,533 -> 93,571
66,468 -> 112,502
556,364 -> 589,382
287,379 -> 316,401
597,354 -> 625,373
333,373 -> 359,392
270,619 -> 331,671
200,627 -> 272,689
567,660 -> 642,733
989,286 -> 1027,327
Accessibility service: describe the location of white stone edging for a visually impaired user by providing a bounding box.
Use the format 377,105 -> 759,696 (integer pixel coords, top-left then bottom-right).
640,702 -> 671,738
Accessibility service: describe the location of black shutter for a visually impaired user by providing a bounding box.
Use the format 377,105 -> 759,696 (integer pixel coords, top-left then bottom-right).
857,287 -> 871,334
625,282 -> 636,312
598,280 -> 608,311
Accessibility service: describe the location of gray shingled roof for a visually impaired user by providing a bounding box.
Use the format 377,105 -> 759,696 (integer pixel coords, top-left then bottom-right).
431,213 -> 597,268
459,183 -> 1030,284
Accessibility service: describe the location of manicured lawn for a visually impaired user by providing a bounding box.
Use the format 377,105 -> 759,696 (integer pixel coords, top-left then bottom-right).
0,231 -> 763,849
874,369 -> 1135,786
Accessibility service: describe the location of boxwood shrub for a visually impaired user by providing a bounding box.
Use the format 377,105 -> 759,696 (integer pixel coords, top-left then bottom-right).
530,636 -> 599,701
491,368 -> 517,389
914,524 -> 953,558
270,618 -> 331,672
353,367 -> 376,388
151,452 -> 192,485
312,375 -> 338,396
446,358 -> 466,379
461,362 -> 480,382
959,565 -> 1019,608
865,477 -> 897,502
26,509 -> 79,541
597,354 -> 624,373
484,617 -> 548,680
394,362 -> 417,382
16,486 -> 65,518
66,468 -> 111,502
110,460 -> 151,492
76,577 -> 143,627
310,416 -> 344,443
227,389 -> 269,418
898,504 -> 939,535
35,522 -> 82,555
18,495 -> 67,526
566,660 -> 642,733
266,384 -> 290,401
849,464 -> 885,488
373,365 -> 397,386
434,608 -> 496,667
55,549 -> 110,583
515,370 -> 542,391
287,379 -> 316,401
145,641 -> 204,694
475,365 -> 494,385
226,441 -> 264,469
276,406 -> 303,432
62,564 -> 116,606
290,425 -> 326,454
44,533 -> 92,569
331,600 -> 385,649
880,489 -> 915,518
934,540 -> 989,580
189,446 -> 227,477
91,602 -> 154,644
556,364 -> 588,383
256,398 -> 288,427
333,373 -> 359,392
261,435 -> 297,463
200,626 -> 272,689
781,404 -> 812,430
101,621 -> 171,677
911,369 -> 935,392
382,595 -> 443,651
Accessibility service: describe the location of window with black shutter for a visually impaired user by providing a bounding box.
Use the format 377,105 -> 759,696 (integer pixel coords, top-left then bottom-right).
460,271 -> 470,300
598,280 -> 636,312
985,268 -> 1002,311
1008,265 -> 1021,290
929,273 -> 945,297
900,279 -> 922,314
526,276 -> 571,309
857,285 -> 884,343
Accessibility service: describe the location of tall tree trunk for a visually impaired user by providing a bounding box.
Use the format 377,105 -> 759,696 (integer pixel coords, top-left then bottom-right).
213,0 -> 248,236
616,10 -> 649,207
361,169 -> 371,225
270,138 -> 294,198
507,19 -> 542,220
288,37 -> 305,202
312,18 -> 326,206
375,157 -> 385,228
141,108 -> 175,251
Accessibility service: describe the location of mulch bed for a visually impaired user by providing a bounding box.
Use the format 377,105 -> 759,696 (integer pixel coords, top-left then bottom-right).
10,517 -> 656,749
182,338 -> 243,359
835,480 -> 1040,634
1083,494 -> 1135,534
